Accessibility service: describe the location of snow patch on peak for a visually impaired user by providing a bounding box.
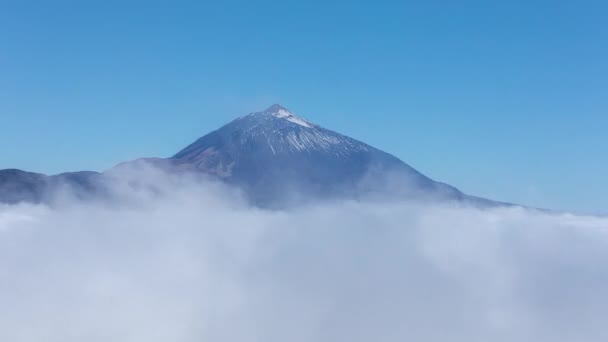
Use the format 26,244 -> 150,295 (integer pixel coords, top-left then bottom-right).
273,108 -> 292,118
285,116 -> 313,128
271,108 -> 313,128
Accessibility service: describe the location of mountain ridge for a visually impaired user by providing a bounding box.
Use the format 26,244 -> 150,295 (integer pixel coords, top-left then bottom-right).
0,104 -> 510,208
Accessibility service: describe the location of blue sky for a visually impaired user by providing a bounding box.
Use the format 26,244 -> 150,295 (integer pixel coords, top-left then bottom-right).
1,0 -> 606,213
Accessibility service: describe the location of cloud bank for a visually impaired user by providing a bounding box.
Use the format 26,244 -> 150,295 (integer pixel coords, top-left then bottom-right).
1,167 -> 607,342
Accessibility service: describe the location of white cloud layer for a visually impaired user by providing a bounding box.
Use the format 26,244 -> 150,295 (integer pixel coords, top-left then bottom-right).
1,168 -> 607,342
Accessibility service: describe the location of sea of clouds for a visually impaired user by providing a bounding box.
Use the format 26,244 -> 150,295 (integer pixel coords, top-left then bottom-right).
1,166 -> 607,342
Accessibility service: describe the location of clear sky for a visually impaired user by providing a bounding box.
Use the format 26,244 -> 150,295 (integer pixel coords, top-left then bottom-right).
1,0 -> 606,213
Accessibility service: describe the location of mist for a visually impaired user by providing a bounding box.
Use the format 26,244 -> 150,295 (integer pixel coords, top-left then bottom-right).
1,166 -> 607,342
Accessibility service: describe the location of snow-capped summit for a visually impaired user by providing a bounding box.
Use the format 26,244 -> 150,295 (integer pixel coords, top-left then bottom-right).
175,104 -> 369,160
173,105 -> 369,161
260,104 -> 314,128
235,104 -> 315,129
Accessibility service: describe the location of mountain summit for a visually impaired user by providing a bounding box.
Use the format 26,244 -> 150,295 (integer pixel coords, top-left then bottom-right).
174,104 -> 370,162
256,104 -> 316,128
0,104 -> 504,207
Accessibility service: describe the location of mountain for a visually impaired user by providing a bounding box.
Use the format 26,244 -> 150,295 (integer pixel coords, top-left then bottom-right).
169,104 -> 473,206
0,169 -> 104,204
0,104 -> 506,207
